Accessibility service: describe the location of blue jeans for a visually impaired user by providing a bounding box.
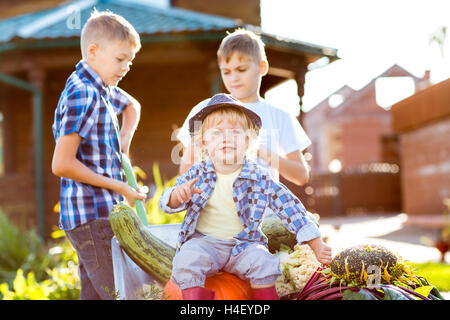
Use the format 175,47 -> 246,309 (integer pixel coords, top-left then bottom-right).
172,232 -> 281,290
65,219 -> 115,300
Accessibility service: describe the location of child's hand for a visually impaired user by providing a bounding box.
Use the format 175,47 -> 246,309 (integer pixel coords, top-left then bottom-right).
119,181 -> 147,206
169,178 -> 202,208
307,237 -> 333,265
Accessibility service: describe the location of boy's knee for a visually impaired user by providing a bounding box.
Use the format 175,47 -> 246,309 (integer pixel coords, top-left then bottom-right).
228,243 -> 281,281
249,247 -> 279,272
171,241 -> 219,290
172,238 -> 220,276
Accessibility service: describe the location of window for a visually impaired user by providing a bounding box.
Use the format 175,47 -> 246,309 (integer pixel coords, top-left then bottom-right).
328,94 -> 344,108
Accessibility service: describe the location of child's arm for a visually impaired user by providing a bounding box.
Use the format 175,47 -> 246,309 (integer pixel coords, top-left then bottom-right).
258,146 -> 310,186
159,168 -> 202,213
168,178 -> 202,208
119,96 -> 141,157
52,132 -> 146,205
267,180 -> 332,264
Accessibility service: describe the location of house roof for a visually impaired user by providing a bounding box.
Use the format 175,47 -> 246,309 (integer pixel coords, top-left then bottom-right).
0,0 -> 338,60
392,77 -> 450,133
306,64 -> 427,115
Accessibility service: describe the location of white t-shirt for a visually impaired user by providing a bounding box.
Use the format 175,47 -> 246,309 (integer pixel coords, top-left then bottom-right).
177,97 -> 312,181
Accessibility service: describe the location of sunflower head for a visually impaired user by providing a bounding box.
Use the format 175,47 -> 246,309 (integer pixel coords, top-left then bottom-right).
330,244 -> 402,285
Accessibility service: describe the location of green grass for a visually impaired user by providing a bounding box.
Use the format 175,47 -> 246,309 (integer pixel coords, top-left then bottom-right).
409,261 -> 450,292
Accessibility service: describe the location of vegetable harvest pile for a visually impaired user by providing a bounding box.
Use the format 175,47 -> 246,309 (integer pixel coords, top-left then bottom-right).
278,243 -> 445,300
110,170 -> 445,301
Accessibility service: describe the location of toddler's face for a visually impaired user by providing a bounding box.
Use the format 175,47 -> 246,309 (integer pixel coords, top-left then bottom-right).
202,119 -> 249,166
88,40 -> 135,86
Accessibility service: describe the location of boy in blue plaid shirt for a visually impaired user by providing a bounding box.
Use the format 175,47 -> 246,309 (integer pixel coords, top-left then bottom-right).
51,10 -> 146,299
160,93 -> 332,300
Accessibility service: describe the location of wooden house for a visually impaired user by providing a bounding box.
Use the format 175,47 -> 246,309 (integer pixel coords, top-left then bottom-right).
293,65 -> 431,216
391,77 -> 450,215
303,64 -> 430,174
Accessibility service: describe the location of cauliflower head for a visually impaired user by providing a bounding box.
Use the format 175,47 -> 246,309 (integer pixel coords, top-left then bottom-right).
275,243 -> 320,297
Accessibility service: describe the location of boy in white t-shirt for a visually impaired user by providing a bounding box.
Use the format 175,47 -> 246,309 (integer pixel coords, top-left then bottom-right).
177,29 -> 311,185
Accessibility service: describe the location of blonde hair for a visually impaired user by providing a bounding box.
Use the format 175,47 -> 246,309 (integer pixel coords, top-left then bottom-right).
217,29 -> 267,63
192,107 -> 259,162
80,9 -> 141,59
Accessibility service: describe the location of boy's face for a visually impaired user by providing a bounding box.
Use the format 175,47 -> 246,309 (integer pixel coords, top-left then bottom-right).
202,119 -> 249,166
86,40 -> 135,86
219,52 -> 267,103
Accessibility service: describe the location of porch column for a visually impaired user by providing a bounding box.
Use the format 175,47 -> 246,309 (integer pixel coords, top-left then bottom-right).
28,67 -> 46,238
209,60 -> 222,95
295,62 -> 307,128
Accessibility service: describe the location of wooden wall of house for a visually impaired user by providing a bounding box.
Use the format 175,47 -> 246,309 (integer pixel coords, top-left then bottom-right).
392,78 -> 450,215
399,118 -> 450,215
0,72 -> 37,227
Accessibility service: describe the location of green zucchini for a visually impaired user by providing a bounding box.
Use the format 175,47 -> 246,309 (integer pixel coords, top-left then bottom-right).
121,154 -> 149,226
109,202 -> 175,284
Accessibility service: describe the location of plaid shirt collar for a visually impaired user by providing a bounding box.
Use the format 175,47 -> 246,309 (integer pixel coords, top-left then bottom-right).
202,158 -> 261,181
75,60 -> 110,98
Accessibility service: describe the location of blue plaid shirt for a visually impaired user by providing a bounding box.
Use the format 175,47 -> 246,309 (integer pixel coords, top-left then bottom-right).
52,60 -> 131,230
159,159 -> 321,255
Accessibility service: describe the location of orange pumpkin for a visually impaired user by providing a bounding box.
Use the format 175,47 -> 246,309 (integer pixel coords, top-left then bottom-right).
163,271 -> 253,300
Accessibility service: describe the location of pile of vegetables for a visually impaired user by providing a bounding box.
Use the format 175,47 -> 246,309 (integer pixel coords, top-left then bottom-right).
113,158 -> 445,300
111,200 -> 446,300
111,199 -> 445,300
296,244 -> 445,300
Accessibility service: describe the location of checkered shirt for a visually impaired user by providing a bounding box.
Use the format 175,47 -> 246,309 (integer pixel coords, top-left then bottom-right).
52,60 -> 131,230
159,159 -> 321,255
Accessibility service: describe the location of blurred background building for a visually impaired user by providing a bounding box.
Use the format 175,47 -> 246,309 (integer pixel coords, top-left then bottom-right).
0,0 -> 338,236
285,65 -> 434,218
0,0 -> 448,237
392,77 -> 450,216
303,64 -> 430,174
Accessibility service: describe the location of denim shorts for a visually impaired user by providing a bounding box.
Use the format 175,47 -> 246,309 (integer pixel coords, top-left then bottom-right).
65,219 -> 115,300
171,232 -> 281,290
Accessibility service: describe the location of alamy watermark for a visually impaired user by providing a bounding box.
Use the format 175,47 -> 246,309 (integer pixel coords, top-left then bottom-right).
169,123 -> 281,172
66,5 -> 81,30
366,265 -> 382,289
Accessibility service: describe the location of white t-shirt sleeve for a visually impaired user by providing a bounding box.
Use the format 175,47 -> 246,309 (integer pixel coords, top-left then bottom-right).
176,98 -> 210,147
277,109 -> 312,155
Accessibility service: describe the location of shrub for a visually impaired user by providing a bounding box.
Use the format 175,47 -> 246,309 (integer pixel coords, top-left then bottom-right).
0,211 -> 80,300
0,211 -> 54,286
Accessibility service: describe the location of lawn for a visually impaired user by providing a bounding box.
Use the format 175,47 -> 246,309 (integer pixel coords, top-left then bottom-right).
409,261 -> 450,292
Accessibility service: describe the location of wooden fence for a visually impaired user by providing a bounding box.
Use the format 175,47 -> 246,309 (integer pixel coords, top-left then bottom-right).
282,163 -> 401,217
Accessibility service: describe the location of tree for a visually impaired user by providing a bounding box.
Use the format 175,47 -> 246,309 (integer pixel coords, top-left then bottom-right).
429,26 -> 447,58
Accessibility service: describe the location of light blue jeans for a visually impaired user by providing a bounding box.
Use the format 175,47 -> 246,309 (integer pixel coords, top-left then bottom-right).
171,232 -> 281,290
65,219 -> 115,300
